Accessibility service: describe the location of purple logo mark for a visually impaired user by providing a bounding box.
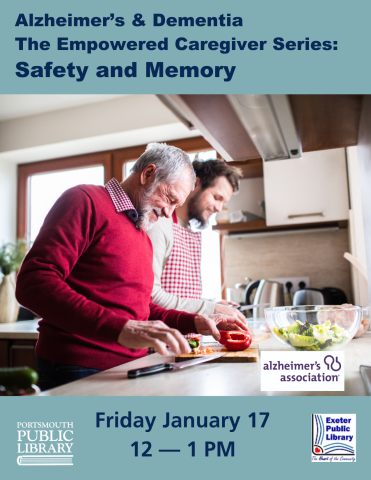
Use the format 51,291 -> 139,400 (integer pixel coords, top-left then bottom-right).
324,356 -> 342,372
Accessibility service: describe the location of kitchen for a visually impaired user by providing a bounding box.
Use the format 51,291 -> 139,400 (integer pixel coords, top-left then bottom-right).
0,94 -> 370,395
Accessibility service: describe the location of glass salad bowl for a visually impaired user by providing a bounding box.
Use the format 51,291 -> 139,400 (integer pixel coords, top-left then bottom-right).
265,305 -> 362,351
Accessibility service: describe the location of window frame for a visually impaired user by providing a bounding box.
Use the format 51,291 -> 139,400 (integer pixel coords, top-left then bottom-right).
17,152 -> 112,239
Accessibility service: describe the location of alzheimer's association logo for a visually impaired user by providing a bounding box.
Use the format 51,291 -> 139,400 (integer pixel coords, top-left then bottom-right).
312,414 -> 356,462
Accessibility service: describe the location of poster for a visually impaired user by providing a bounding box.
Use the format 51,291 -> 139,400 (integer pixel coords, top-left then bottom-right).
1,0 -> 370,477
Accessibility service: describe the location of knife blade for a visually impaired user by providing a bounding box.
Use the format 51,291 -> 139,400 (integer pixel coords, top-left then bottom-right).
127,352 -> 226,378
234,303 -> 270,312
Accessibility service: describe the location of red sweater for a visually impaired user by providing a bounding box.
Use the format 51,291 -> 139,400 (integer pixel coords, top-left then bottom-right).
16,185 -> 197,370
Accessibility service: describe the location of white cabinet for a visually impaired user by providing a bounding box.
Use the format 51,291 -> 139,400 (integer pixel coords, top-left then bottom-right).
264,148 -> 349,226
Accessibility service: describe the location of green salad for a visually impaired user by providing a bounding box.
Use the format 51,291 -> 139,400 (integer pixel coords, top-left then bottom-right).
273,320 -> 349,351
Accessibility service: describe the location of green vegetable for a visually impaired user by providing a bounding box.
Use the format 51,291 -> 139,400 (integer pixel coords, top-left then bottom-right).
319,339 -> 333,349
274,319 -> 350,351
331,323 -> 345,335
281,322 -> 301,335
188,338 -> 200,350
288,334 -> 318,348
301,322 -> 313,336
0,367 -> 38,389
274,327 -> 288,341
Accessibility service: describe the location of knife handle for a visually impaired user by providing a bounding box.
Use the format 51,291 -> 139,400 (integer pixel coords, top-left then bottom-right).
128,363 -> 174,378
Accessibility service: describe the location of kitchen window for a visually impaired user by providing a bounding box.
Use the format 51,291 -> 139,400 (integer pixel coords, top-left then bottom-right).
17,152 -> 112,240
124,161 -> 136,178
28,166 -> 104,242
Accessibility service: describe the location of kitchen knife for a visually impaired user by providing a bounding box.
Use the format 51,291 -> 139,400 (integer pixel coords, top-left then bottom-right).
127,352 -> 226,378
235,303 -> 270,312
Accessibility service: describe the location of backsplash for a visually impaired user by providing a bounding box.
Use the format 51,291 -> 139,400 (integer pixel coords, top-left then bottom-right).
224,227 -> 352,304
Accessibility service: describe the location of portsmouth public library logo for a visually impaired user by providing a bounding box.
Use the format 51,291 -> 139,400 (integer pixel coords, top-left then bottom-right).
312,414 -> 356,462
17,422 -> 73,466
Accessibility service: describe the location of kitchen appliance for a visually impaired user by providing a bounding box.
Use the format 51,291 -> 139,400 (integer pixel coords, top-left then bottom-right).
226,280 -> 250,304
127,353 -> 226,378
245,280 -> 284,319
227,95 -> 302,161
293,287 -> 347,306
226,288 -> 244,304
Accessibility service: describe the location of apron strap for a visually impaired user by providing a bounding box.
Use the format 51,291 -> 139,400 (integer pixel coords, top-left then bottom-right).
172,211 -> 178,224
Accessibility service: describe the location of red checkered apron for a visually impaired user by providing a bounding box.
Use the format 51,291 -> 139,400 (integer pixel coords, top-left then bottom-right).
161,212 -> 202,299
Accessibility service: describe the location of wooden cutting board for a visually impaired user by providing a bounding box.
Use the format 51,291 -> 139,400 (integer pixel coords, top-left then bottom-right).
175,333 -> 270,364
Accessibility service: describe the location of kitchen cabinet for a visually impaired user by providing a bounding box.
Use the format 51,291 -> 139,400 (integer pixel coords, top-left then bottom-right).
264,148 -> 349,226
0,339 -> 37,369
0,320 -> 38,369
213,219 -> 347,235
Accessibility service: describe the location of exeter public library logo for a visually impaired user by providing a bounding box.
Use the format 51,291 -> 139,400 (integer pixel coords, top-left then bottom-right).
312,414 -> 356,462
16,422 -> 73,466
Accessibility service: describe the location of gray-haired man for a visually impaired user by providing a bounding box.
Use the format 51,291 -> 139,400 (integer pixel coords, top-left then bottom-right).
16,143 -> 247,390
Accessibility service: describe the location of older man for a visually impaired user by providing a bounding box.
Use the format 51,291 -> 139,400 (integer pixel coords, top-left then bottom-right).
16,143 -> 247,390
147,158 -> 245,320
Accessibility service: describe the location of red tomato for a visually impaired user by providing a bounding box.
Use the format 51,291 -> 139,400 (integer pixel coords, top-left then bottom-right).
224,332 -> 252,351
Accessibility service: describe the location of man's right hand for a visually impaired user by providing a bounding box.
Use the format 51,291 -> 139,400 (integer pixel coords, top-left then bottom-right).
117,320 -> 191,356
214,303 -> 247,324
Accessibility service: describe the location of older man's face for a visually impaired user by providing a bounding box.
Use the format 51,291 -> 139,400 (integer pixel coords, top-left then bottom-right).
137,172 -> 193,230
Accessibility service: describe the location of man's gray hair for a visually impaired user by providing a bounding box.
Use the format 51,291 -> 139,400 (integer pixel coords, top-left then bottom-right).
131,142 -> 196,187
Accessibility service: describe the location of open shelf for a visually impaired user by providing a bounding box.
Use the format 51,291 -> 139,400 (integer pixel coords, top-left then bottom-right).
228,158 -> 263,178
212,219 -> 348,235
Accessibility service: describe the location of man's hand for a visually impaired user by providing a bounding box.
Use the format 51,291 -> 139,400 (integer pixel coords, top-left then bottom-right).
194,314 -> 249,341
214,302 -> 246,324
217,300 -> 239,307
117,320 -> 191,356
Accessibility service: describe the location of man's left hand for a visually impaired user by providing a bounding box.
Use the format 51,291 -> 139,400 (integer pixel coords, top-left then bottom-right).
217,300 -> 239,307
194,314 -> 249,341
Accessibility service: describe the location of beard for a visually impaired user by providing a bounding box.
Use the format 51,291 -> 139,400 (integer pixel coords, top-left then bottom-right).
187,190 -> 211,230
136,183 -> 162,231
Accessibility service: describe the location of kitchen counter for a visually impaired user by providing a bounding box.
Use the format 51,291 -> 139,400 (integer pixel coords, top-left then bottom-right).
0,320 -> 39,340
40,332 -> 371,396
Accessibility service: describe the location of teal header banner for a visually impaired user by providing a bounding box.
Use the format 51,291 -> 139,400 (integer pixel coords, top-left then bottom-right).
0,0 -> 370,93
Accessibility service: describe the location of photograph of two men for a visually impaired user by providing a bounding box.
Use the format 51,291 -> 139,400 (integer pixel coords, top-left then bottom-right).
0,94 -> 370,396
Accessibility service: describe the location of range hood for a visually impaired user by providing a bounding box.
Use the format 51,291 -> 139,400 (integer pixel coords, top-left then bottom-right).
158,94 -> 302,161
158,94 -> 362,163
227,95 -> 302,161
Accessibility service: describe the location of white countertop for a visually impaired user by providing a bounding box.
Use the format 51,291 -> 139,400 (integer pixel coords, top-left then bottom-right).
40,332 -> 371,396
0,320 -> 39,340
